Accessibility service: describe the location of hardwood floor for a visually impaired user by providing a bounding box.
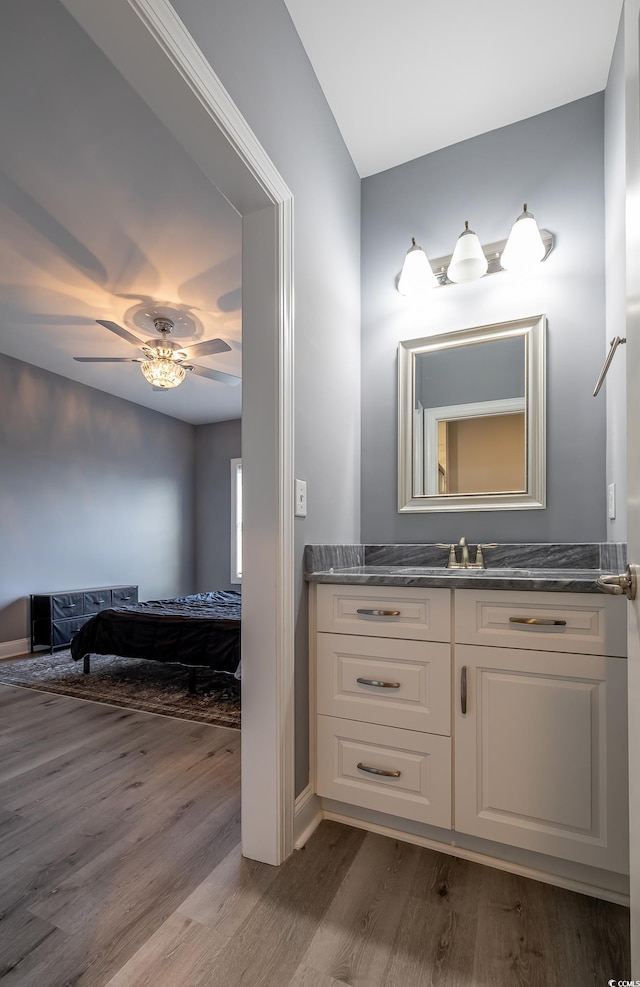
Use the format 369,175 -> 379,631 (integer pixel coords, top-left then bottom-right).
0,684 -> 630,985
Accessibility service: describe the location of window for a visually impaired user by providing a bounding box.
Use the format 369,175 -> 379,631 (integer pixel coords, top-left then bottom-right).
231,458 -> 242,583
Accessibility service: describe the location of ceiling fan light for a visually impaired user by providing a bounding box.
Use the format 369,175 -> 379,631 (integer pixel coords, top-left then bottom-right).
446,221 -> 488,284
397,237 -> 438,295
141,358 -> 186,389
501,204 -> 546,272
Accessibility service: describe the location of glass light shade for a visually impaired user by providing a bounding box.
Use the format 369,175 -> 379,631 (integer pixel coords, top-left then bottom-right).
140,358 -> 186,389
500,204 -> 545,272
446,221 -> 488,284
397,237 -> 438,295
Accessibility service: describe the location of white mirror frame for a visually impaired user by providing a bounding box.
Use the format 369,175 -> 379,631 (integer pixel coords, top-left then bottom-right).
398,314 -> 546,512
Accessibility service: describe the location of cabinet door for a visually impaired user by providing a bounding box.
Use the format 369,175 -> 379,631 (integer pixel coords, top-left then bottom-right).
454,645 -> 628,873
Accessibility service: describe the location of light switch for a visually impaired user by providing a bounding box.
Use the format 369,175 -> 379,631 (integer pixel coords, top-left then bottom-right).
295,478 -> 307,517
608,482 -> 616,520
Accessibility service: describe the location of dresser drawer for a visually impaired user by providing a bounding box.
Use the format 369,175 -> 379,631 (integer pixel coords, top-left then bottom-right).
84,590 -> 112,614
317,715 -> 451,827
112,586 -> 138,606
52,615 -> 92,647
454,590 -> 627,657
316,584 -> 450,641
51,593 -> 84,620
317,633 -> 450,734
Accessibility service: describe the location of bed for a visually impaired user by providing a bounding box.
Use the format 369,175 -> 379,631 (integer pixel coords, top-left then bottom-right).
69,590 -> 241,691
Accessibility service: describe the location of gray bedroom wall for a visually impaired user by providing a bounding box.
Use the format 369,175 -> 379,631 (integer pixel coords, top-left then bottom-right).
361,94 -> 607,545
194,418 -> 241,592
604,13 -> 627,541
0,353 -> 195,648
171,0 -> 362,795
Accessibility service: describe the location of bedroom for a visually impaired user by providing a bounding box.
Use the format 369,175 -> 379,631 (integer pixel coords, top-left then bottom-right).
0,0 -> 244,650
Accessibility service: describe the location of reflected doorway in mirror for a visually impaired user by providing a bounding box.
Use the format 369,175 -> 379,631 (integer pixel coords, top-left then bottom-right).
398,315 -> 546,512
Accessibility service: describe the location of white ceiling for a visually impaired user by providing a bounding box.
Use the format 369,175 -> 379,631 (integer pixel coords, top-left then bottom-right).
284,0 -> 623,177
0,0 -> 242,426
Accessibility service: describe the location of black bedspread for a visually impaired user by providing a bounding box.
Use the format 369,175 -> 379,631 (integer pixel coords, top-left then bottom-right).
70,590 -> 241,676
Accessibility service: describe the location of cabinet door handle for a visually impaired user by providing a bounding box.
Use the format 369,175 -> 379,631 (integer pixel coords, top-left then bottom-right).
509,616 -> 567,626
461,665 -> 467,715
356,609 -> 401,617
357,762 -> 401,778
356,677 -> 401,689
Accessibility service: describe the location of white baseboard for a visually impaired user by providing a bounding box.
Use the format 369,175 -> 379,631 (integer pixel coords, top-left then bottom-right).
0,638 -> 29,661
293,786 -> 322,849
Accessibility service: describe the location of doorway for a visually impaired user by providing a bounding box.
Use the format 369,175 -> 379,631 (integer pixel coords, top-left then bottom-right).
59,0 -> 296,864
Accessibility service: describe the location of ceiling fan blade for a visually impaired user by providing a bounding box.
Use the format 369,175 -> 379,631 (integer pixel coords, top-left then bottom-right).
188,364 -> 241,386
74,356 -> 142,363
183,338 -> 232,359
96,319 -> 144,348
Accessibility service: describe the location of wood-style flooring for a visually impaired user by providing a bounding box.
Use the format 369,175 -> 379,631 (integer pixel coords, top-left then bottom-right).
0,683 -> 630,986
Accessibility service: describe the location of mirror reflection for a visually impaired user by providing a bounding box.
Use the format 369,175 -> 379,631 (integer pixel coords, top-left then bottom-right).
398,316 -> 545,512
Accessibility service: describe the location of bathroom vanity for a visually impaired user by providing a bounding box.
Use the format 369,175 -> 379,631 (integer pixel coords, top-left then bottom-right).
306,543 -> 629,902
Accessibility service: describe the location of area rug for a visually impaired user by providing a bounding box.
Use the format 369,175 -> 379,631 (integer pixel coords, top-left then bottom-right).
0,650 -> 241,729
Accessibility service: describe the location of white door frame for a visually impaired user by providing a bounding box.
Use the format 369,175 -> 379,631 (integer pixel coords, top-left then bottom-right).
60,0 -> 295,864
624,0 -> 640,970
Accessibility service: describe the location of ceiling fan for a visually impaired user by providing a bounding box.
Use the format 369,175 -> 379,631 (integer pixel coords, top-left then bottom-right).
74,317 -> 241,391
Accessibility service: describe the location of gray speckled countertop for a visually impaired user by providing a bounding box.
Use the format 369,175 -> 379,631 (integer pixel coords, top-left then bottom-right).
304,543 -> 627,594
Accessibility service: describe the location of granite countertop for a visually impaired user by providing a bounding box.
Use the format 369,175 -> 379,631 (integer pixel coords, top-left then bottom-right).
304,543 -> 627,594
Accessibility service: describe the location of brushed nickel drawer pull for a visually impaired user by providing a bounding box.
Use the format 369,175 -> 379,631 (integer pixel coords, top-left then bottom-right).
461,665 -> 467,715
62,604 -> 76,609
94,599 -> 105,604
509,616 -> 567,626
356,609 -> 401,617
356,677 -> 401,689
357,762 -> 401,778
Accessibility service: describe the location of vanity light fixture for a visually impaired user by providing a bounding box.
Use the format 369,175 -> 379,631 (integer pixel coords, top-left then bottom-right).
500,204 -> 546,272
447,221 -> 488,284
396,204 -> 553,295
397,237 -> 439,294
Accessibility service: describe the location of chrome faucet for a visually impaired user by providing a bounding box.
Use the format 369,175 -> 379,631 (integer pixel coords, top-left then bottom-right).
436,537 -> 499,569
458,536 -> 470,567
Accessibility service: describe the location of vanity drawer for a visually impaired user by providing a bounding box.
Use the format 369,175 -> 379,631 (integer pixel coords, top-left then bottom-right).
455,590 -> 627,657
317,633 -> 450,734
316,584 -> 450,641
316,714 -> 451,828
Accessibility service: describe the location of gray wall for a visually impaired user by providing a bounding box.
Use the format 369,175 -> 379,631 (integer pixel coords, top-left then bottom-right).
194,418 -> 241,592
0,352 -> 195,645
171,0 -> 362,794
604,13 -> 627,540
361,94 -> 607,544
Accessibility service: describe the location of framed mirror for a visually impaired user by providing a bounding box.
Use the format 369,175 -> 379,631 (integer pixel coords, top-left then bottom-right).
398,315 -> 545,512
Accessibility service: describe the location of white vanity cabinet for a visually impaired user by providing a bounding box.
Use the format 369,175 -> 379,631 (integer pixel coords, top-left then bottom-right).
453,589 -> 628,873
314,584 -> 452,828
311,581 -> 629,885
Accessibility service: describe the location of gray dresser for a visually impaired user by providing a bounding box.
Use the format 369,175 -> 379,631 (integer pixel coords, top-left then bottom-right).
31,585 -> 138,652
